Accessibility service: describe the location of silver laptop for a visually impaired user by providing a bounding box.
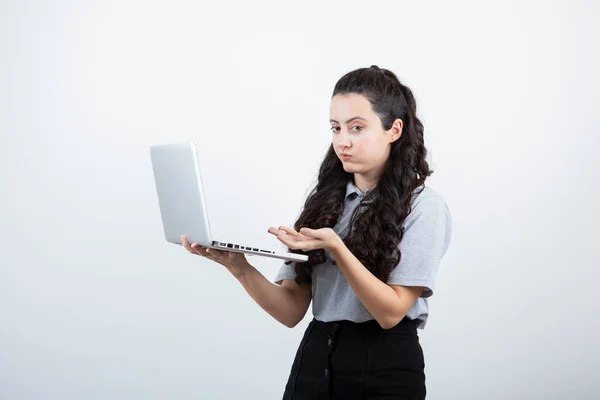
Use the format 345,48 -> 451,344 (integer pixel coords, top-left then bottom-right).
149,142 -> 308,263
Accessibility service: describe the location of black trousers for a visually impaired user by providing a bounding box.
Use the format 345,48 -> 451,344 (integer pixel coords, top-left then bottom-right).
282,317 -> 426,400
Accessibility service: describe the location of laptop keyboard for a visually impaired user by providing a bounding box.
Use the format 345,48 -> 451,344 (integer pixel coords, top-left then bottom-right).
212,241 -> 275,254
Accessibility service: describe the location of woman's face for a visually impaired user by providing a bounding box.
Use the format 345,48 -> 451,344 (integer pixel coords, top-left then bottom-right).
329,93 -> 402,177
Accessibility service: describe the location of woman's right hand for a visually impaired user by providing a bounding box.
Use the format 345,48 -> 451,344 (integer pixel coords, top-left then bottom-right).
181,235 -> 251,278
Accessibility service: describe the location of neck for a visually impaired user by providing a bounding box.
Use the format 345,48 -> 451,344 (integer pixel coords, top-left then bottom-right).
353,173 -> 379,194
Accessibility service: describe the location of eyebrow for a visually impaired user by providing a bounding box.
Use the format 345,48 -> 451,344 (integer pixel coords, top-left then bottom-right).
329,116 -> 368,124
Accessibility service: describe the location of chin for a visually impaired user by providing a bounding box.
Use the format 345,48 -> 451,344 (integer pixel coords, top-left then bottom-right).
342,163 -> 360,173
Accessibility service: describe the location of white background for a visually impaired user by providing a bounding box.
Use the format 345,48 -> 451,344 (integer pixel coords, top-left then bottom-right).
1,1 -> 599,399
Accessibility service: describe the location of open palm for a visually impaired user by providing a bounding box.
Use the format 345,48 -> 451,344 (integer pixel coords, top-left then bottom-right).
268,226 -> 340,252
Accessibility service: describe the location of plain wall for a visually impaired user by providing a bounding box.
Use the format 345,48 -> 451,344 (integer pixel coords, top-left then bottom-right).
1,0 -> 599,399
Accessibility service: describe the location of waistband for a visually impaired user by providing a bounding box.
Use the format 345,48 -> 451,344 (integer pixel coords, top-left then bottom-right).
309,316 -> 418,336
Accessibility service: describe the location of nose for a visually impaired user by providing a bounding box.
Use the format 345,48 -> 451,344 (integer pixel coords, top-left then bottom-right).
336,128 -> 352,149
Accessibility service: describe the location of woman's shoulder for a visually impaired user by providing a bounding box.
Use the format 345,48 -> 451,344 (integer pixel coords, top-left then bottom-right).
410,185 -> 449,210
402,185 -> 452,230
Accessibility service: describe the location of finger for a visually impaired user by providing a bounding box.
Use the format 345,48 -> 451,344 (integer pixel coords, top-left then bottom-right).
268,227 -> 289,240
276,227 -> 312,240
299,227 -> 320,238
295,232 -> 313,241
206,248 -> 227,259
298,239 -> 323,251
268,227 -> 284,236
182,236 -> 199,254
269,227 -> 307,242
275,233 -> 296,246
278,226 -> 299,236
276,236 -> 322,251
191,243 -> 210,257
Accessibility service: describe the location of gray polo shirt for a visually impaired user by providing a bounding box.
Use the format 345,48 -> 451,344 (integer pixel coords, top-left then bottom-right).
274,180 -> 452,329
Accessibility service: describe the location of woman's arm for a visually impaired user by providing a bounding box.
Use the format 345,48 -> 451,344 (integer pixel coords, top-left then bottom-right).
235,264 -> 312,328
182,236 -> 312,328
268,227 -> 421,329
329,238 -> 422,329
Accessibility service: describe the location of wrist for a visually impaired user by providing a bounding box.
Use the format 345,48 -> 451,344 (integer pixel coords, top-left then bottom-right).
230,261 -> 253,280
328,235 -> 345,255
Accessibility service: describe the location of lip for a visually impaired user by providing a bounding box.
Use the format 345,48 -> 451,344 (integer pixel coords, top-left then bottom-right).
340,154 -> 352,160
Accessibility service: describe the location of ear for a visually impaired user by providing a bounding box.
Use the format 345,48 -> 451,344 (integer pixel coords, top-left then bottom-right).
388,118 -> 403,143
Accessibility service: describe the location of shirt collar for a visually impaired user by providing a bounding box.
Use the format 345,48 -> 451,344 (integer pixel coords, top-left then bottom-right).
345,180 -> 425,201
345,180 -> 371,199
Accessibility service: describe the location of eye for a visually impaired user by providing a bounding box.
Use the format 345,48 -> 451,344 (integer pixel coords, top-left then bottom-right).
330,126 -> 341,133
351,126 -> 364,132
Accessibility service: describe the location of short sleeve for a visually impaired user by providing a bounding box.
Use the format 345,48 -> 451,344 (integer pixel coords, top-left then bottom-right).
386,192 -> 452,298
274,261 -> 297,285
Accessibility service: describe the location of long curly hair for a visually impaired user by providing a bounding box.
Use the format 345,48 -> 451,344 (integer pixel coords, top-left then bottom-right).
285,65 -> 432,285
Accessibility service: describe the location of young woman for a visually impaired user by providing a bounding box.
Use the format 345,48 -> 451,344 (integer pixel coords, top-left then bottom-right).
182,65 -> 452,399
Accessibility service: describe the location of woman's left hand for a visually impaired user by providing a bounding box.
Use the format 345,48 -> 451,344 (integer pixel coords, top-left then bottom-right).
268,226 -> 341,252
